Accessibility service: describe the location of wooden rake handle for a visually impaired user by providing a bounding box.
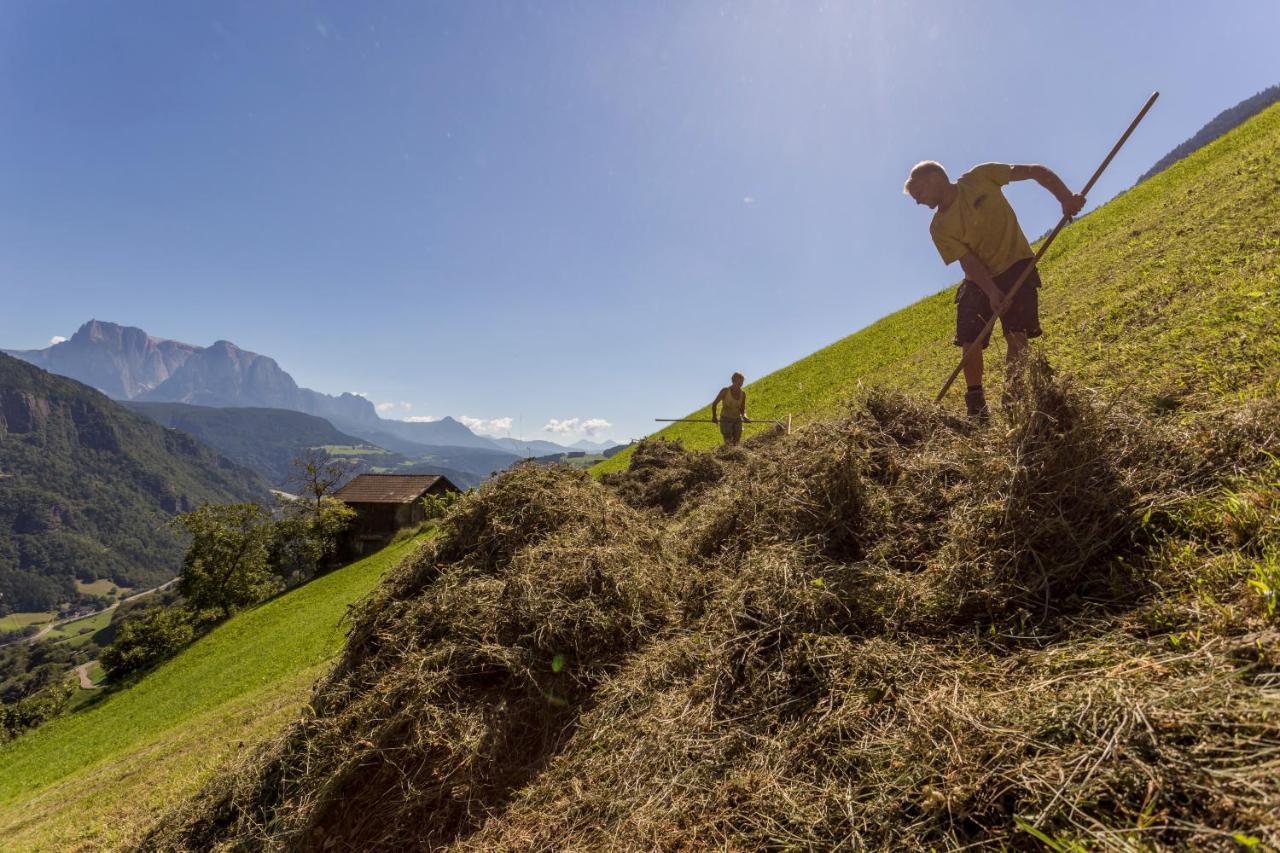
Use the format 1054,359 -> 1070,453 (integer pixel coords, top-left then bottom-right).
935,91 -> 1160,403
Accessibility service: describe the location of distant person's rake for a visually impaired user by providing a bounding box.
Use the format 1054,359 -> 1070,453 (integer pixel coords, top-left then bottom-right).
655,415 -> 793,434
935,91 -> 1160,403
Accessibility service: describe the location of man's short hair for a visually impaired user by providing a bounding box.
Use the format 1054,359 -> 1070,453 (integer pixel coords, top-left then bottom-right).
731,372 -> 744,383
903,160 -> 948,195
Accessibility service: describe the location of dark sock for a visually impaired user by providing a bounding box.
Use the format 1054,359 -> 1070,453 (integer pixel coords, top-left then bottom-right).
965,385 -> 989,420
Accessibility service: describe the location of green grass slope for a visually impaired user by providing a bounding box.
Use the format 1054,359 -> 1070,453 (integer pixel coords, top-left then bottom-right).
598,101 -> 1280,474
0,533 -> 428,852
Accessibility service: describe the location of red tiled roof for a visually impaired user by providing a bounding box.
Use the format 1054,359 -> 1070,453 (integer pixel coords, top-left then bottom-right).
333,473 -> 455,504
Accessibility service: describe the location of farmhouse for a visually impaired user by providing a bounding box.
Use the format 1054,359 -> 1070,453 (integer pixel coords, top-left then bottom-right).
334,473 -> 460,555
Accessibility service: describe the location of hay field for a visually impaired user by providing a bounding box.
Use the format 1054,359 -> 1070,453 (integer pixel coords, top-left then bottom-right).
147,362 -> 1279,850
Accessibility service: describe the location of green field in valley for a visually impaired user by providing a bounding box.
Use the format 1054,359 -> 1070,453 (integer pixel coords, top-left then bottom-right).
73,579 -> 128,596
0,533 -> 430,852
0,611 -> 55,633
596,101 -> 1280,474
43,609 -> 115,648
318,443 -> 389,456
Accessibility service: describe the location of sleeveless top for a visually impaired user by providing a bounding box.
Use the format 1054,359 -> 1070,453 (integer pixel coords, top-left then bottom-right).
720,388 -> 745,420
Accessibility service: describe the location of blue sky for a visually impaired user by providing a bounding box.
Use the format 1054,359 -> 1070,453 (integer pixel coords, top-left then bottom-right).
2,2 -> 1277,443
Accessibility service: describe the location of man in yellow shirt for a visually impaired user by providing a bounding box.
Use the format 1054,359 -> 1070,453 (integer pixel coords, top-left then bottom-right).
904,161 -> 1085,419
711,372 -> 748,445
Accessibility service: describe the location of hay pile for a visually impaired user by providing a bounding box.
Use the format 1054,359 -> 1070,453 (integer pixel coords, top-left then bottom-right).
145,366 -> 1280,851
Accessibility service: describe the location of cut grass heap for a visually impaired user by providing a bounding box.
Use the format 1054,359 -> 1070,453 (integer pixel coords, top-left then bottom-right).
147,362 -> 1280,850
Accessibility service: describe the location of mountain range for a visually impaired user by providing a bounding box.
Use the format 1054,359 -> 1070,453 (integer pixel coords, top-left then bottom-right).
4,321 -> 621,463
5,321 -> 377,428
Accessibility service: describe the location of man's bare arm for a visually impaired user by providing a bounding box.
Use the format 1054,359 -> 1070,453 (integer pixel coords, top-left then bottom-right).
1010,164 -> 1086,217
711,388 -> 725,422
741,390 -> 749,422
958,252 -> 1004,312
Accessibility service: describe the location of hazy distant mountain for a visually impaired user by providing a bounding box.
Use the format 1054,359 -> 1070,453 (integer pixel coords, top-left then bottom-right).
124,402 -> 380,486
1137,84 -> 1280,184
372,416 -> 498,450
123,403 -> 504,490
136,339 -> 378,427
570,438 -> 622,452
491,437 -> 576,457
6,321 -> 526,484
6,321 -> 379,428
3,319 -> 198,399
0,353 -> 268,614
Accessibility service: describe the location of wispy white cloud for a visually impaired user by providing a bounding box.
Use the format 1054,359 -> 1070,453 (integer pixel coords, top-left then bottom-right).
544,416 -> 613,438
49,336 -> 67,345
581,418 -> 612,437
742,196 -> 757,206
349,391 -> 369,398
543,417 -> 580,434
404,415 -> 440,423
375,402 -> 396,413
460,415 -> 513,436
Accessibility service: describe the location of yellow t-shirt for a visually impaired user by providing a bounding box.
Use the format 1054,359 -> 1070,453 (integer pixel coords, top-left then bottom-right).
719,387 -> 745,420
929,163 -> 1033,275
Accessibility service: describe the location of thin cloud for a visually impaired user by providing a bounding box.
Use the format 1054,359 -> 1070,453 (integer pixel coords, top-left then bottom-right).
460,415 -> 513,436
582,418 -> 612,437
543,417 -> 580,434
543,417 -> 612,437
49,336 -> 67,345
404,415 -> 440,423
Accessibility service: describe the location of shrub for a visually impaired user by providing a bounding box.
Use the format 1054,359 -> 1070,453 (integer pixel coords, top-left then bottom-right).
100,607 -> 196,678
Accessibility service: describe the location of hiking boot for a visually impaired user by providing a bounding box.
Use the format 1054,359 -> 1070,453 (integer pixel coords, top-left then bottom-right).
965,386 -> 990,424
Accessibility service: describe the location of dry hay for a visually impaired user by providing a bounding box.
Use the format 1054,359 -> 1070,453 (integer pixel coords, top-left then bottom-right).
144,365 -> 1280,851
601,437 -> 738,514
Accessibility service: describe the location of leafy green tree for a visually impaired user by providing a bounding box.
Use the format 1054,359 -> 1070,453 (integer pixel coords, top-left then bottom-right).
421,490 -> 462,520
0,678 -> 74,742
100,607 -> 196,678
175,503 -> 277,617
270,496 -> 355,582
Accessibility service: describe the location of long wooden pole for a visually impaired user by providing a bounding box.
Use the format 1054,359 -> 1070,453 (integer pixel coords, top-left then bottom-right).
655,418 -> 784,426
935,91 -> 1160,403
656,416 -> 793,434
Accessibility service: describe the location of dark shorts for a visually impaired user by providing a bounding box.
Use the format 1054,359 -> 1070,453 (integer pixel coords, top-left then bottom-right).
719,418 -> 743,444
954,257 -> 1043,348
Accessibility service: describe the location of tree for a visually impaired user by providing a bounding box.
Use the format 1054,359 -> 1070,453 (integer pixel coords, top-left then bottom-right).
288,449 -> 359,512
270,496 -> 355,582
100,607 -> 196,678
0,678 -> 74,742
175,503 -> 276,617
421,490 -> 462,520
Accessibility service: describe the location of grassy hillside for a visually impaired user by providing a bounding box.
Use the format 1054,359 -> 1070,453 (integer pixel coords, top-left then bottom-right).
597,100 -> 1280,474
0,533 -> 429,851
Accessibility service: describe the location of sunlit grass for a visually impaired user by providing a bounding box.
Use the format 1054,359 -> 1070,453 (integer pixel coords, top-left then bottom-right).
596,102 -> 1280,475
0,533 -> 430,851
